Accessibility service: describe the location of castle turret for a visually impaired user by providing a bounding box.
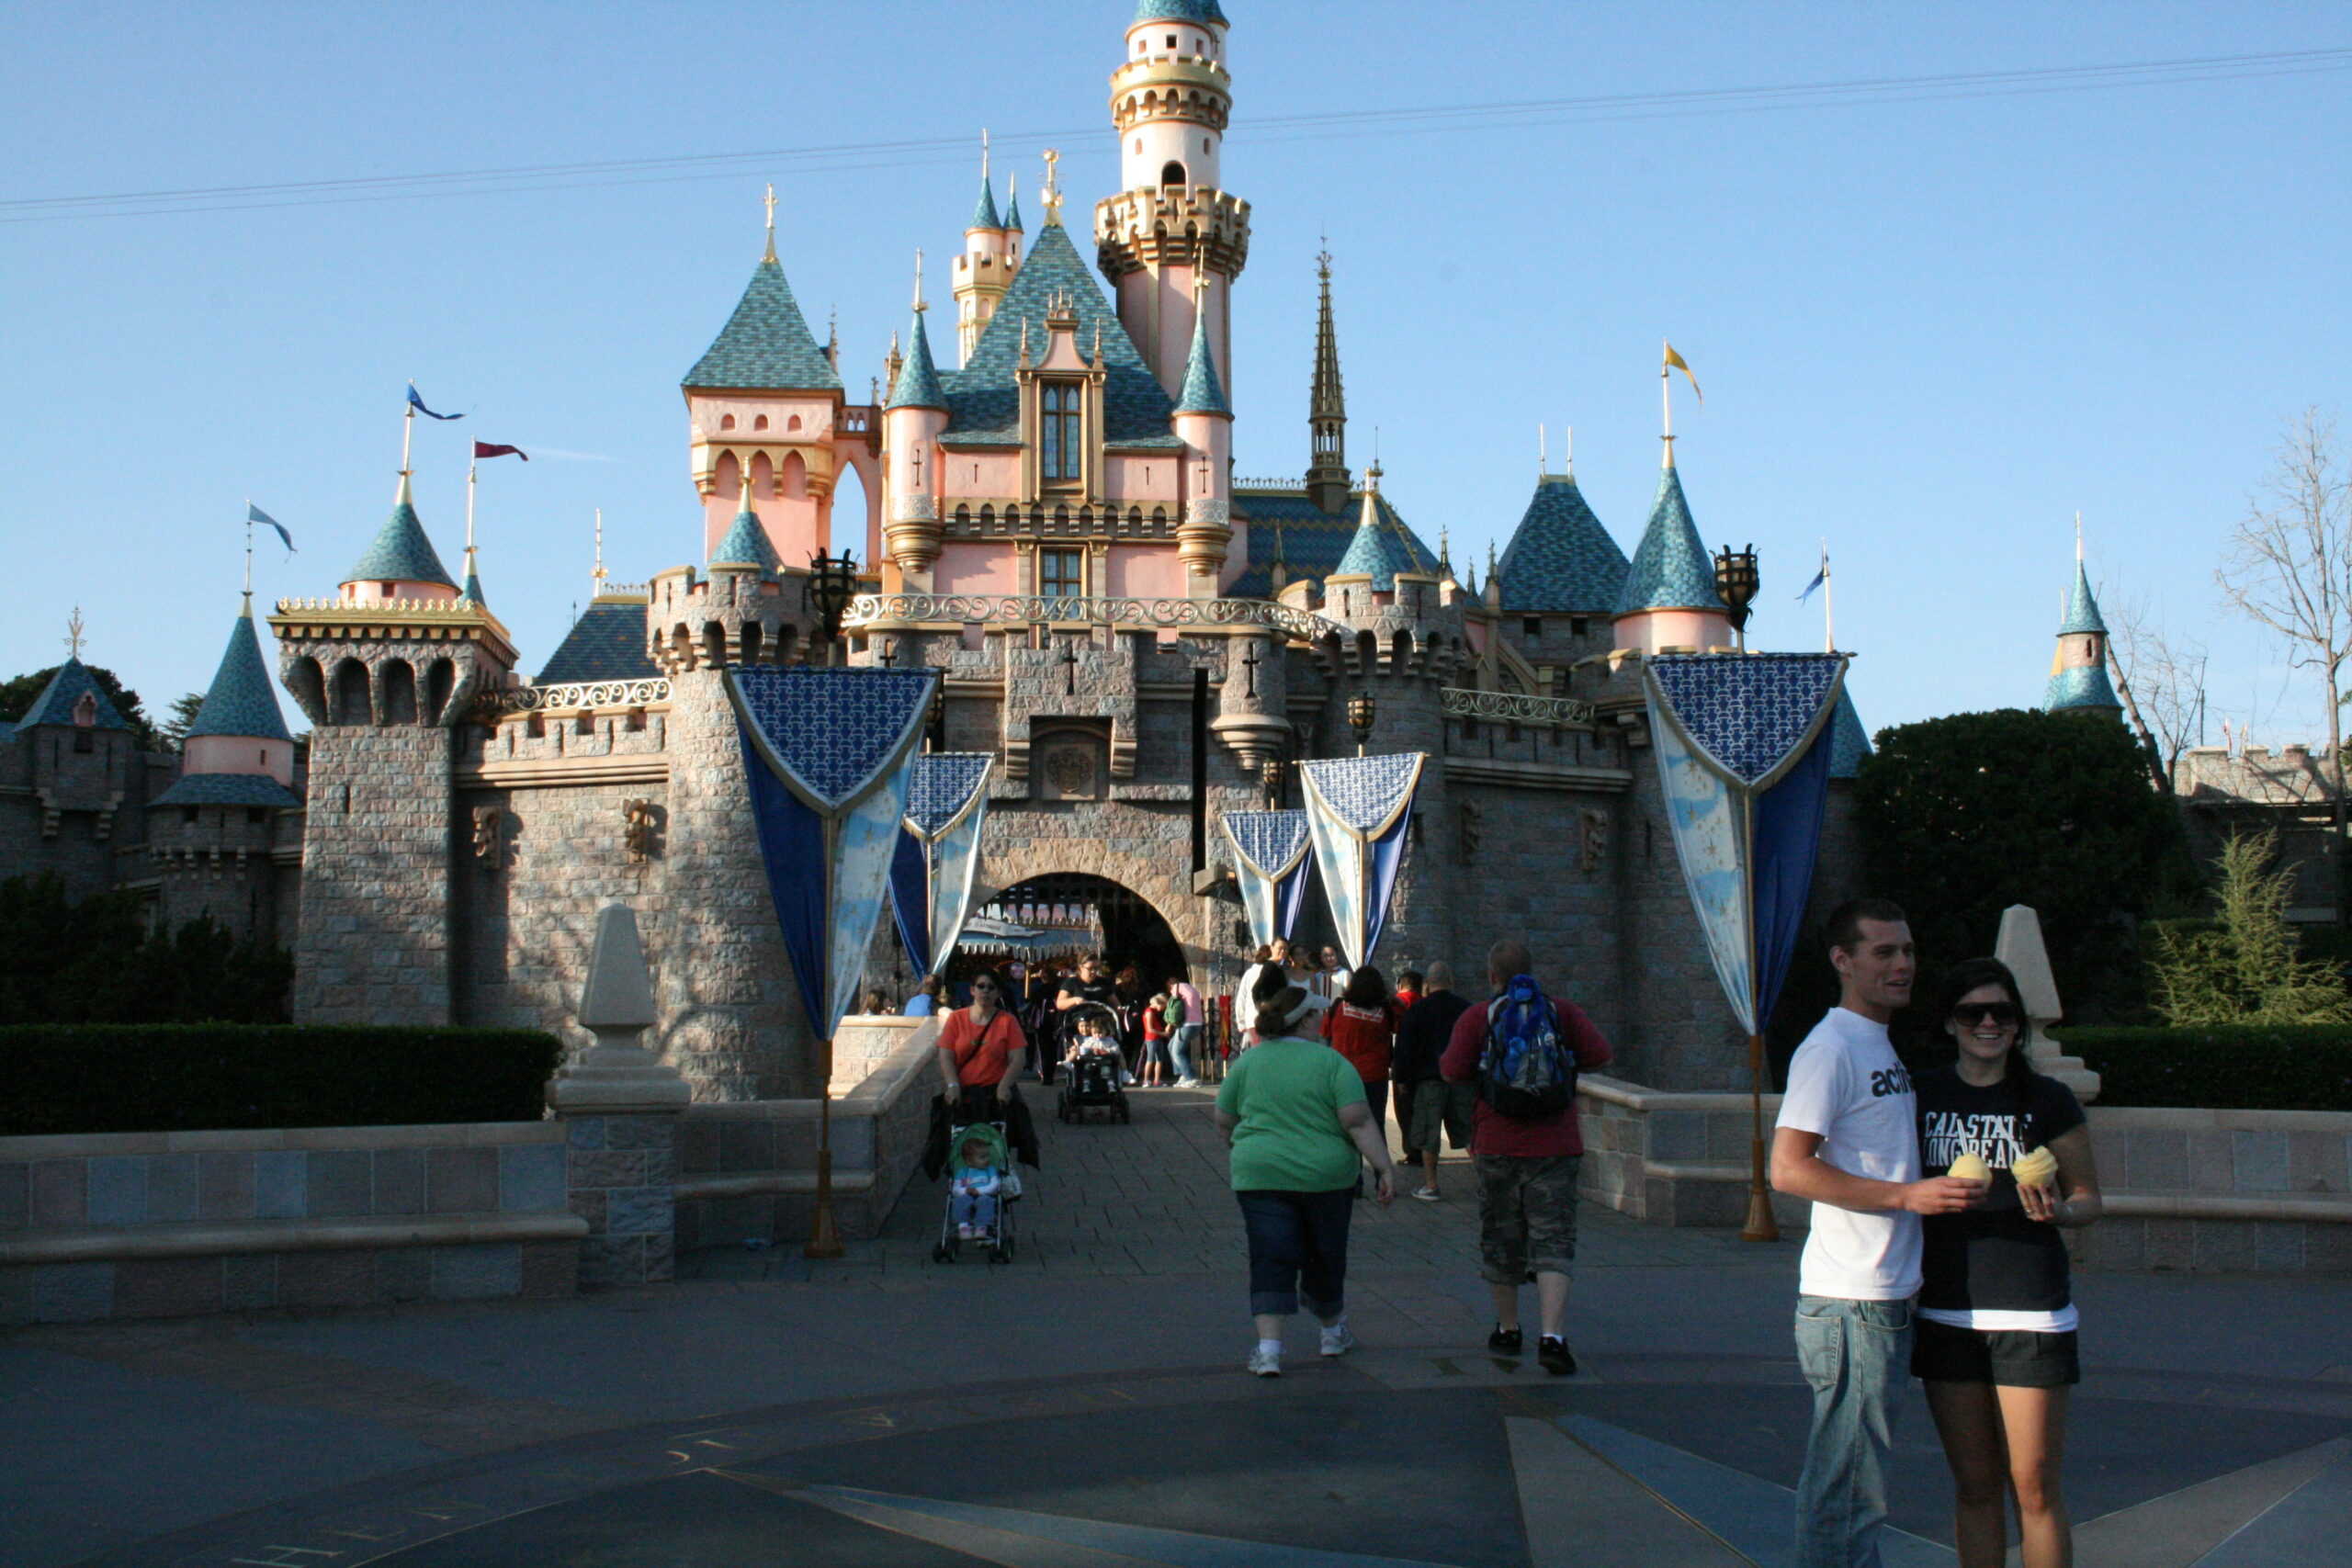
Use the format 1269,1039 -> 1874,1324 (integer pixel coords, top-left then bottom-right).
952,141 -> 1022,366
1170,292 -> 1233,595
1097,0 -> 1250,401
883,261 -> 953,592
2044,546 -> 2121,716
684,196 -> 847,568
343,472 -> 458,604
181,597 -> 296,789
1493,444 -> 1630,660
14,655 -> 136,843
1611,442 -> 1731,656
1306,248 -> 1350,515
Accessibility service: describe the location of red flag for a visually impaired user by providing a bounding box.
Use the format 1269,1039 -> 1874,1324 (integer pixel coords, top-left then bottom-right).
472,441 -> 528,461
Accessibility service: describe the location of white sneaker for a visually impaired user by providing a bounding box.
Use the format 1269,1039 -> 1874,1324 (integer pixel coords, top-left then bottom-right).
1248,1347 -> 1283,1378
1177,1078 -> 1203,1089
1411,1186 -> 1442,1202
1319,1324 -> 1355,1358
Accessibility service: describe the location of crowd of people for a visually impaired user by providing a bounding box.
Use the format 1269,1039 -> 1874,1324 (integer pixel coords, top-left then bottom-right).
914,901 -> 2097,1568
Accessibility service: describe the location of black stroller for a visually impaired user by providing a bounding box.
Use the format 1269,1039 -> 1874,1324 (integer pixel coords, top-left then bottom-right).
1056,1000 -> 1131,1124
932,1100 -> 1022,1265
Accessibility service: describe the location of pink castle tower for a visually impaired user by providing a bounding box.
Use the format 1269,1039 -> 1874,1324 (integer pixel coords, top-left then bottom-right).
951,138 -> 1023,367
1096,1 -> 1249,404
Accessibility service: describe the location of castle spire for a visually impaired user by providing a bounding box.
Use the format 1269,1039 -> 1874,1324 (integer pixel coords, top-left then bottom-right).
1004,170 -> 1023,233
1306,245 -> 1350,515
970,133 -> 1002,231
2046,523 -> 2120,716
762,182 -> 777,264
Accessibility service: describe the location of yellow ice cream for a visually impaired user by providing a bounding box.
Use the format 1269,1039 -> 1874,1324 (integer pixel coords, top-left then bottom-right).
2012,1145 -> 2060,1187
1947,1152 -> 1991,1184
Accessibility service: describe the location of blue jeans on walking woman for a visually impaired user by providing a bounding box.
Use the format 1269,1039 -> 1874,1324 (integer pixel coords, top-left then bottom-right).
1792,1294 -> 1914,1568
1237,1189 -> 1354,1317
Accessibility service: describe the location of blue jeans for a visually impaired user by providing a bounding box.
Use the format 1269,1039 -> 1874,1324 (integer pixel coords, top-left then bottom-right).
1793,1294 -> 1914,1568
1236,1189 -> 1354,1318
952,1190 -> 999,1232
1170,1022 -> 1202,1080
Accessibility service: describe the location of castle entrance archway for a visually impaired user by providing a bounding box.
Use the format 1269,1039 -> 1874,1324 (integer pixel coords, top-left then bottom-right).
978,872 -> 1186,1018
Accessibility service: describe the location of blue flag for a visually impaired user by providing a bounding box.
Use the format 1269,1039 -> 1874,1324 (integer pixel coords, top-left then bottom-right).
1796,547 -> 1828,603
406,383 -> 463,420
246,503 -> 295,555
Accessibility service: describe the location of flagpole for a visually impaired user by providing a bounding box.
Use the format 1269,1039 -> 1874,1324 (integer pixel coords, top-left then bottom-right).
467,458 -> 478,553
1825,547 -> 1836,654
1661,343 -> 1673,459
243,506 -> 254,597
401,388 -> 415,474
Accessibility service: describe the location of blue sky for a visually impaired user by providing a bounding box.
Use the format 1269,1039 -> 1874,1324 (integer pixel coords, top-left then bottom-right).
3,2 -> 2346,747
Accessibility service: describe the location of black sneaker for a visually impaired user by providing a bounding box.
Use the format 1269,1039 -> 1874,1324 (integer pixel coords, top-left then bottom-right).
1537,1336 -> 1577,1375
1487,1325 -> 1523,1353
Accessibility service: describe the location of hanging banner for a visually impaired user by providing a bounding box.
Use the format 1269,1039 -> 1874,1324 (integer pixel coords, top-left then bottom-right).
889,752 -> 995,977
1298,752 -> 1427,972
1643,653 -> 1847,1036
728,666 -> 938,1043
1221,809 -> 1313,952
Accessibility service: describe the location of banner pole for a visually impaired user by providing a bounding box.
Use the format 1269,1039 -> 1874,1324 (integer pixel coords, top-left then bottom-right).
806,1034 -> 845,1258
1740,788 -> 1781,1244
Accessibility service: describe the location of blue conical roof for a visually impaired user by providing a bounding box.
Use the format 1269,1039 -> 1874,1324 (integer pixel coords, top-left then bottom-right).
1135,0 -> 1227,23
2057,558 -> 2108,637
1612,462 -> 1725,617
1827,687 -> 1872,779
1003,186 -> 1023,232
1331,479 -> 1428,591
1171,307 -> 1229,416
348,474 -> 458,589
1494,474 -> 1628,614
710,494 -> 779,572
684,255 -> 842,390
185,602 -> 291,742
886,310 -> 949,411
2045,662 -> 2121,713
19,659 -> 129,730
462,565 -> 486,605
970,175 -> 1001,231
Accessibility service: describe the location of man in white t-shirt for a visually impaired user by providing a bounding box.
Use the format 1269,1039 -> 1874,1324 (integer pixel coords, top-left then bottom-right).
1770,899 -> 1983,1568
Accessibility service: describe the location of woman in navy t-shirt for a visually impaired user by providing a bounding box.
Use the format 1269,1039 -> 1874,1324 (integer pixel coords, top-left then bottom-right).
1915,957 -> 2103,1568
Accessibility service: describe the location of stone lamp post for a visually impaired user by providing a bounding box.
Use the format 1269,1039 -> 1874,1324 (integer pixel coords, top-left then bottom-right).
1993,904 -> 2102,1103
548,904 -> 691,1285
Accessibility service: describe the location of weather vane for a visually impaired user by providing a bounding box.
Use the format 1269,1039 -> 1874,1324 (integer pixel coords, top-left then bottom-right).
64,606 -> 86,659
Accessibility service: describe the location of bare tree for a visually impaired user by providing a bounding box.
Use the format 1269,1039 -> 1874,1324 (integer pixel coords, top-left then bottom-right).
2108,590 -> 2207,785
2217,408 -> 2351,919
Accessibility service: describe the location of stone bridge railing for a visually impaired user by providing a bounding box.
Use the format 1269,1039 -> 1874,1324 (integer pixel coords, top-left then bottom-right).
477,677 -> 673,719
1440,687 -> 1597,727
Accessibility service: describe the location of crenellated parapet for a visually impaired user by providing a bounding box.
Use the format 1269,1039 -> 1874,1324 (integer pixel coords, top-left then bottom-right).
643,564 -> 827,674
270,596 -> 517,729
1094,186 -> 1251,283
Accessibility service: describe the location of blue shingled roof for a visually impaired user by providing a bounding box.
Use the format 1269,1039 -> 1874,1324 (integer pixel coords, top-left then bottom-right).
0,721 -> 15,745
1004,186 -> 1023,232
886,309 -> 950,412
971,175 -> 1001,231
1134,0 -> 1227,23
1827,687 -> 1872,779
19,659 -> 130,730
1495,474 -> 1628,615
1225,488 -> 1440,599
1332,487 -> 1430,592
187,605 -> 291,742
942,220 -> 1181,451
2057,559 -> 2108,636
709,499 -> 780,572
348,477 -> 458,589
1171,308 -> 1229,417
2045,661 -> 2121,712
153,772 -> 300,809
537,599 -> 662,685
1613,462 -> 1725,617
684,255 -> 842,391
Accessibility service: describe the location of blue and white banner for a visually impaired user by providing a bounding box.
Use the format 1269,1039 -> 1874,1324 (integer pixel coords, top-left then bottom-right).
1221,809 -> 1313,952
890,752 -> 994,978
728,666 -> 938,1043
1643,653 -> 1847,1035
1298,752 -> 1427,973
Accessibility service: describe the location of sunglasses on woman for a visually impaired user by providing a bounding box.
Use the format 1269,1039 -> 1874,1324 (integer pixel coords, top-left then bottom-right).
1951,1002 -> 2018,1027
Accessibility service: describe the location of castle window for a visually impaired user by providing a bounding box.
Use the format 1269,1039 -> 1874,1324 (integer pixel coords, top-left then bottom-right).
1041,547 -> 1083,599
1160,161 -> 1186,189
74,729 -> 93,754
183,807 -> 198,824
380,582 -> 395,597
1041,382 -> 1082,482
788,414 -> 802,431
1523,617 -> 1542,639
246,807 -> 267,825
753,414 -> 769,432
259,749 -> 267,766
720,414 -> 736,432
1166,33 -> 1175,47
1570,616 -> 1589,637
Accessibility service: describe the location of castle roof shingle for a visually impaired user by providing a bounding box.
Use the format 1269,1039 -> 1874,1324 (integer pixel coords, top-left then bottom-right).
709,497 -> 780,573
537,599 -> 661,685
1613,462 -> 1725,617
1134,0 -> 1228,24
153,772 -> 300,809
186,604 -> 291,742
1171,307 -> 1229,417
1495,474 -> 1628,615
683,255 -> 842,391
1224,488 -> 1440,600
1828,687 -> 1872,779
2058,559 -> 2109,637
886,309 -> 950,412
18,659 -> 130,730
348,474 -> 457,589
941,220 -> 1181,451
2045,661 -> 2121,713
970,175 -> 1001,231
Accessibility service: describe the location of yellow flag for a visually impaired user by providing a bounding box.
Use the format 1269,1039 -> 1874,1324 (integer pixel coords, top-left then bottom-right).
1664,342 -> 1703,403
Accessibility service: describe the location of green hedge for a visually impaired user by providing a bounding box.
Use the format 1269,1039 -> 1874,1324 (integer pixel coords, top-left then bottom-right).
0,1025 -> 563,1136
2052,1025 -> 2352,1111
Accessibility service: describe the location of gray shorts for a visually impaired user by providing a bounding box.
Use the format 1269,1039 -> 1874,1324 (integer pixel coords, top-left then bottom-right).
1474,1154 -> 1582,1283
1408,1079 -> 1476,1154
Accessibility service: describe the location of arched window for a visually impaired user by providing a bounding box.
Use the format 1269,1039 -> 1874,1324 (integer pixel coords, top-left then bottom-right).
719,414 -> 736,432
753,414 -> 769,432
379,660 -> 419,726
979,503 -> 994,527
1160,161 -> 1186,189
1041,383 -> 1082,481
780,451 -> 808,499
787,414 -> 802,432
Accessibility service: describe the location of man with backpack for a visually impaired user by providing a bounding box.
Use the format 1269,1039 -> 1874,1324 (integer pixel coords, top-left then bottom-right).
1439,939 -> 1614,1374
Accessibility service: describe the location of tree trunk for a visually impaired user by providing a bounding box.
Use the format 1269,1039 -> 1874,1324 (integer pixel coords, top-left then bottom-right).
2331,664 -> 2346,927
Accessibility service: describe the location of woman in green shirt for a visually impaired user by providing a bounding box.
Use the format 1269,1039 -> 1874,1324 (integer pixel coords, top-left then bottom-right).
1215,977 -> 1397,1378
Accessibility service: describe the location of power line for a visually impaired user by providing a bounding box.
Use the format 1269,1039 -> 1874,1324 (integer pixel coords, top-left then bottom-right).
5,46 -> 2345,224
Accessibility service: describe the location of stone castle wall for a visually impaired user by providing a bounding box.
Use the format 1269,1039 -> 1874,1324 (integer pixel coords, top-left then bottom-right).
291,727 -> 455,1026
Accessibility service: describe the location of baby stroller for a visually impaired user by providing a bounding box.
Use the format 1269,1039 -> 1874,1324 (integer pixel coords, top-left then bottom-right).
932,1102 -> 1022,1265
1057,1001 -> 1131,1124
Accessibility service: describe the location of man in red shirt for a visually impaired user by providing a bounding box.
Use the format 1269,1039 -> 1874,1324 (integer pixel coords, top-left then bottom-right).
1439,938 -> 1614,1374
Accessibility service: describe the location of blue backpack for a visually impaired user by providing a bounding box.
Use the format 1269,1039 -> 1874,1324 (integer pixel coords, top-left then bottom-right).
1478,976 -> 1574,1117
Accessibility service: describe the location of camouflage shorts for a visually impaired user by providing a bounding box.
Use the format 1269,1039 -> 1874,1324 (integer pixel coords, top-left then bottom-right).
1474,1154 -> 1582,1283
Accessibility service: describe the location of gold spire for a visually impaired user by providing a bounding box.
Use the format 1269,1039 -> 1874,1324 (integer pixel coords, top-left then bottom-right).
1041,149 -> 1062,220
912,248 -> 925,312
592,508 -> 606,600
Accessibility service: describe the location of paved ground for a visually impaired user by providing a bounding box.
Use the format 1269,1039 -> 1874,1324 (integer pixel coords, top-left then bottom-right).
4,1086 -> 2348,1567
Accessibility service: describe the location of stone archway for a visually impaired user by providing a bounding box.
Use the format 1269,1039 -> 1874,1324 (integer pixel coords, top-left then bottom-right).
992,872 -> 1186,998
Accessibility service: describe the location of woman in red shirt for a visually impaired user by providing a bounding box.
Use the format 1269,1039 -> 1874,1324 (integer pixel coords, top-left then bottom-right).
1323,965 -> 1400,1146
936,967 -> 1029,1115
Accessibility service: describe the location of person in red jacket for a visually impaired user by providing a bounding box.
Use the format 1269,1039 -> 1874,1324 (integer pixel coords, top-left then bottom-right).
1440,939 -> 1614,1374
1323,965 -> 1400,1152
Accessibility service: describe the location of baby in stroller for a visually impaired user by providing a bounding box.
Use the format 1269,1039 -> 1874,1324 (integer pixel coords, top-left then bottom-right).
934,1112 -> 1022,1262
1057,1005 -> 1132,1123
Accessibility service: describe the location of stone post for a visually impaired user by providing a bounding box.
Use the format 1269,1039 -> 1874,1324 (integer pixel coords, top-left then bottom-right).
548,904 -> 691,1286
1994,904 -> 2102,1103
